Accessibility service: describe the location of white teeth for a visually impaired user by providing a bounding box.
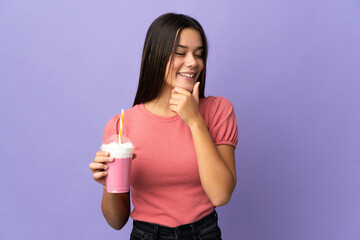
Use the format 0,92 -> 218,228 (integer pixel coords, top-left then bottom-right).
179,73 -> 195,78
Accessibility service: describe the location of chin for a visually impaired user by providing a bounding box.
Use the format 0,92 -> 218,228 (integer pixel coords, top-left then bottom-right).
178,84 -> 193,92
175,81 -> 194,92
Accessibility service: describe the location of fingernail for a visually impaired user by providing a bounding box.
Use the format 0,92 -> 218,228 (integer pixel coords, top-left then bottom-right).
104,165 -> 108,169
109,157 -> 113,161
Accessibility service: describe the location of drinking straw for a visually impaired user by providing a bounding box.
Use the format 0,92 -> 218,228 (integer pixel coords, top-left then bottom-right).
119,109 -> 124,144
119,111 -> 122,144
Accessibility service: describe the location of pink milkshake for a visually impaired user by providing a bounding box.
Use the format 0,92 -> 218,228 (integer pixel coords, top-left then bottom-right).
101,135 -> 135,193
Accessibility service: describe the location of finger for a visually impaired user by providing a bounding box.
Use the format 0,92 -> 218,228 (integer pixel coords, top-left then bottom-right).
93,171 -> 108,180
169,98 -> 180,105
89,162 -> 109,171
172,87 -> 191,95
96,151 -> 110,156
192,82 -> 200,99
94,156 -> 114,163
170,93 -> 186,100
169,104 -> 178,112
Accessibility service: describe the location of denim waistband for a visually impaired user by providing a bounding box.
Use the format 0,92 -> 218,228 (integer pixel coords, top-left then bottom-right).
132,210 -> 219,239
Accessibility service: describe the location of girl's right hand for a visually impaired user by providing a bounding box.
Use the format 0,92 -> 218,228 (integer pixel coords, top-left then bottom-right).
89,151 -> 113,186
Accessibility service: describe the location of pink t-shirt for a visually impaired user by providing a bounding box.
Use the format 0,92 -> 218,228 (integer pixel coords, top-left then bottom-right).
102,96 -> 238,227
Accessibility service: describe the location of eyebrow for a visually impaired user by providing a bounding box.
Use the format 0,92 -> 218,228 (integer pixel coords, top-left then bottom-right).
177,44 -> 204,50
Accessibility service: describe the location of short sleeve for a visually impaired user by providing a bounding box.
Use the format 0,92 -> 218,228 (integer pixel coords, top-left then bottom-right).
208,97 -> 238,148
101,115 -> 120,143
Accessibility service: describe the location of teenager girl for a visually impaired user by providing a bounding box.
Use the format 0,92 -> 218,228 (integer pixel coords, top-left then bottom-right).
89,13 -> 238,240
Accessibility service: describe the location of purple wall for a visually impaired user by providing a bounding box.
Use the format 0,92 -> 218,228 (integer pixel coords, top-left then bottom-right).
1,0 -> 359,239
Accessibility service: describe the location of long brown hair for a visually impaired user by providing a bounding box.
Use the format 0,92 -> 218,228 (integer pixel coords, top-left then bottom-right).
133,13 -> 208,106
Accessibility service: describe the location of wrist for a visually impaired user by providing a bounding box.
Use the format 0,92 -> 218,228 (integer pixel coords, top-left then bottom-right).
188,115 -> 206,131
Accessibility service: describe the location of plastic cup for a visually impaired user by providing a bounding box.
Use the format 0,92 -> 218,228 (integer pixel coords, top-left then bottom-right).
100,135 -> 135,193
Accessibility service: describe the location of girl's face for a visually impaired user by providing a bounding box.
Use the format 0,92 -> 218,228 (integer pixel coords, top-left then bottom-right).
164,28 -> 204,92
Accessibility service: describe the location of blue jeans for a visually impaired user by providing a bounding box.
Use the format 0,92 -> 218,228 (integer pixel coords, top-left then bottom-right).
130,211 -> 222,240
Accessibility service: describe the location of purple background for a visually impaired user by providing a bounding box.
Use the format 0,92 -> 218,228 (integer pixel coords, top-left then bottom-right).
1,0 -> 359,239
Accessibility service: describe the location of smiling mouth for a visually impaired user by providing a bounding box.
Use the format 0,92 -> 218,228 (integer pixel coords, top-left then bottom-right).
179,72 -> 196,78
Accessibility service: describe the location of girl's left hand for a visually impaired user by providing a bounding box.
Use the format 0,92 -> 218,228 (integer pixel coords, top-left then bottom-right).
169,81 -> 202,126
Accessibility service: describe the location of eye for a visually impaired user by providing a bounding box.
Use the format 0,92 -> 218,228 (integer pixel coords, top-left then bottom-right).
195,51 -> 204,58
175,52 -> 185,56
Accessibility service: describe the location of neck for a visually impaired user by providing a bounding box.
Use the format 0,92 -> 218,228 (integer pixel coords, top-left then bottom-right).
144,86 -> 176,117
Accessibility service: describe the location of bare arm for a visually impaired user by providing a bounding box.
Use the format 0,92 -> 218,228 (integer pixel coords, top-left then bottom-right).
89,151 -> 131,230
189,117 -> 236,206
169,83 -> 237,206
101,187 -> 130,230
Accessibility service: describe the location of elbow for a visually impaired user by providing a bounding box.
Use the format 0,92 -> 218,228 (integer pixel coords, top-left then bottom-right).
209,181 -> 236,207
107,217 -> 128,231
102,207 -> 129,231
110,223 -> 123,231
110,224 -> 122,231
210,193 -> 232,207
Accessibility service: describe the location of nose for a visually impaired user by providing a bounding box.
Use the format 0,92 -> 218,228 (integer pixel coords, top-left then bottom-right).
185,53 -> 198,68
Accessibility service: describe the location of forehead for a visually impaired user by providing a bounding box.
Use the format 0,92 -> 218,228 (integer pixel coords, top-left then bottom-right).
177,28 -> 203,47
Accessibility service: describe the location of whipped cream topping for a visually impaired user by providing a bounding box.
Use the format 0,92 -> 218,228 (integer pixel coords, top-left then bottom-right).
100,142 -> 134,158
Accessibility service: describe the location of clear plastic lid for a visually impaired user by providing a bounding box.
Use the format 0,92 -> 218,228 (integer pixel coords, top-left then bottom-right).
100,135 -> 134,158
